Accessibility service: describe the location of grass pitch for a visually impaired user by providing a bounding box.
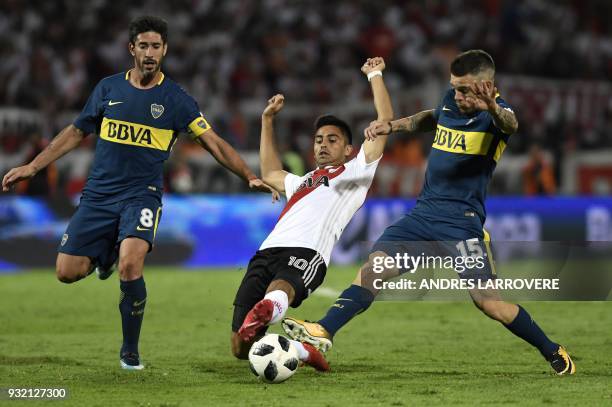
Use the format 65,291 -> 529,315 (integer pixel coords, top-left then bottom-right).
1,267 -> 611,406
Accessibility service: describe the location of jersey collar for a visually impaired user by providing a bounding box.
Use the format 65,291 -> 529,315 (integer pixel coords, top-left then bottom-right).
315,164 -> 345,174
125,69 -> 165,85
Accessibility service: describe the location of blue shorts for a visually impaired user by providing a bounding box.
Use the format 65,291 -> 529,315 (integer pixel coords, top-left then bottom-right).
372,210 -> 496,279
58,193 -> 163,261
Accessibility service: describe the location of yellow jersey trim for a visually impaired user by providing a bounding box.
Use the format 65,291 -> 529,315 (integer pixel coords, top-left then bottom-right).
99,117 -> 174,151
483,228 -> 497,276
493,140 -> 507,162
153,207 -> 162,239
124,69 -> 165,86
188,116 -> 212,139
432,124 -> 494,156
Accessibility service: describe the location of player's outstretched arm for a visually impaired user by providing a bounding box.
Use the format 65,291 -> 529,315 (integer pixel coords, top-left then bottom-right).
194,130 -> 279,199
361,57 -> 394,164
365,109 -> 437,142
259,94 -> 289,193
2,124 -> 85,192
391,110 -> 437,134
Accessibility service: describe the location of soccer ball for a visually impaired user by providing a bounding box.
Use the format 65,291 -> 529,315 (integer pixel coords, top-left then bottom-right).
248,334 -> 300,383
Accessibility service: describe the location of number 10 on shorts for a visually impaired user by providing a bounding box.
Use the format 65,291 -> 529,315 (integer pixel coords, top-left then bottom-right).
288,256 -> 308,271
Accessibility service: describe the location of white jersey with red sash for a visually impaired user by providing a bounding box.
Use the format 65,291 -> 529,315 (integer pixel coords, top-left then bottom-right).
259,147 -> 380,265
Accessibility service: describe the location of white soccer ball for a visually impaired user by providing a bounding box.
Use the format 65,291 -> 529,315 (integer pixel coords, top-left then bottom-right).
248,334 -> 300,383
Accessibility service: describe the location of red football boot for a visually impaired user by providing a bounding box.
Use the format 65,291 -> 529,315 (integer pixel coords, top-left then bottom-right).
302,342 -> 330,372
238,299 -> 274,341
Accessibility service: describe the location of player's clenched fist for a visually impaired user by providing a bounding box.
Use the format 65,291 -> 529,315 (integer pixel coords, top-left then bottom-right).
364,120 -> 392,141
2,164 -> 37,192
361,57 -> 386,75
262,94 -> 285,117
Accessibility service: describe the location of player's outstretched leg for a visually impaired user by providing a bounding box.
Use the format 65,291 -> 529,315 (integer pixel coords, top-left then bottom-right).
282,279 -> 375,352
238,280 -> 295,342
117,238 -> 149,370
283,252 -> 394,351
282,318 -> 334,353
234,279 -> 330,372
237,289 -> 287,342
471,291 -> 576,375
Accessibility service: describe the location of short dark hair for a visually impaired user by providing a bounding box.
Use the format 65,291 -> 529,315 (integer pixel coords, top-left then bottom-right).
314,115 -> 353,145
450,49 -> 495,77
129,16 -> 168,44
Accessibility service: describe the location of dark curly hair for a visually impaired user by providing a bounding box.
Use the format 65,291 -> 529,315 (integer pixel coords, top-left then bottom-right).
128,16 -> 168,44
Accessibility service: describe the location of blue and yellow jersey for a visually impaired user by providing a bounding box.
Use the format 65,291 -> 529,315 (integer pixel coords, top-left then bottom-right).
415,88 -> 514,222
73,70 -> 211,203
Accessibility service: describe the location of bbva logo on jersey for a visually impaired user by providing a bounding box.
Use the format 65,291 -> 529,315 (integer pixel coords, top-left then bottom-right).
151,103 -> 164,119
433,124 -> 494,156
106,121 -> 153,144
434,127 -> 467,151
100,118 -> 174,150
296,175 -> 329,192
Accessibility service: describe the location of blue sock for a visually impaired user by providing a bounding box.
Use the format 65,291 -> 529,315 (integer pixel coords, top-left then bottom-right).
504,305 -> 559,359
119,277 -> 147,355
318,285 -> 375,337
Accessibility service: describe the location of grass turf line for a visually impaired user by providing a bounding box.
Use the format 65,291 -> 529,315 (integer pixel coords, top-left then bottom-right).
0,267 -> 610,406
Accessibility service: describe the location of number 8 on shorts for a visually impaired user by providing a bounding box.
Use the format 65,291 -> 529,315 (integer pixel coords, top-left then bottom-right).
140,208 -> 154,228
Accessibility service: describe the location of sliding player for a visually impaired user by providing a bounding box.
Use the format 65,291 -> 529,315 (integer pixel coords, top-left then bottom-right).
231,58 -> 392,371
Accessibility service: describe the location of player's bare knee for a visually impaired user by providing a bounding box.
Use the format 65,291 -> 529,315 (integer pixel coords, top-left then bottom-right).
55,256 -> 88,283
56,266 -> 76,283
117,238 -> 148,280
118,256 -> 144,280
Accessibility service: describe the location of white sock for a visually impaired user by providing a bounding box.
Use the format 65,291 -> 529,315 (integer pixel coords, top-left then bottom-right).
290,340 -> 309,361
263,290 -> 288,325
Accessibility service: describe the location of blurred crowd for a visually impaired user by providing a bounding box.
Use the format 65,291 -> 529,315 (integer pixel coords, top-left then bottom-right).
1,0 -> 611,197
